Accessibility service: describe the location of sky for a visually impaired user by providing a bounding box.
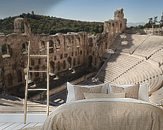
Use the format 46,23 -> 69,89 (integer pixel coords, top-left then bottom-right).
0,0 -> 163,24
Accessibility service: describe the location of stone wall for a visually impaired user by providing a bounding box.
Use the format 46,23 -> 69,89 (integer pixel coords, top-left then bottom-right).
0,9 -> 126,91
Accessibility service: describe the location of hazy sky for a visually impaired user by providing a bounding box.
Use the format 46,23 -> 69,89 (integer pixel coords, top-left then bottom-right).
1,0 -> 163,23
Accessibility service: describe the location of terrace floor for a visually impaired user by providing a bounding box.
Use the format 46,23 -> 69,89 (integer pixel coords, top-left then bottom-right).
0,96 -> 61,130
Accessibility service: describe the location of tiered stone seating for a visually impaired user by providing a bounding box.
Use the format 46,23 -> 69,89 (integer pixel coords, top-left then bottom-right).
150,84 -> 163,104
112,61 -> 162,93
97,53 -> 143,82
96,34 -> 163,95
133,35 -> 163,58
149,48 -> 163,65
111,34 -> 149,54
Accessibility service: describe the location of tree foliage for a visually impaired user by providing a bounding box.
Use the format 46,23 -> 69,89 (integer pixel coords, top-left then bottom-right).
0,13 -> 103,35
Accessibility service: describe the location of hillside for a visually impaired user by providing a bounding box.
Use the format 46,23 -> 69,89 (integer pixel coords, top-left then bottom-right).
0,13 -> 103,35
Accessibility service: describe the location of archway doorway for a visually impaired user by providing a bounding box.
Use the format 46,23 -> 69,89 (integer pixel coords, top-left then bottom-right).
88,56 -> 93,68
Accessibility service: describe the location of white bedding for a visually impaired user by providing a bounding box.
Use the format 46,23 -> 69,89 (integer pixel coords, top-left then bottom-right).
42,98 -> 163,130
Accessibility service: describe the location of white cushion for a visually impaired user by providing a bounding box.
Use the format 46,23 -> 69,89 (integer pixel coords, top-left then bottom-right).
66,82 -> 76,103
109,83 -> 149,102
84,92 -> 125,99
138,83 -> 149,102
66,82 -> 110,103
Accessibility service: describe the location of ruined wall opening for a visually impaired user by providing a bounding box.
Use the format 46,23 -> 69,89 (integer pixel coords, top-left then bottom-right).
1,44 -> 11,57
67,57 -> 72,69
14,18 -> 24,33
17,70 -> 23,82
76,36 -> 80,48
120,23 -> 122,31
55,39 -> 61,50
40,41 -> 46,51
31,59 -> 35,66
7,73 -> 13,86
88,38 -> 93,47
63,60 -> 66,69
49,40 -> 54,53
73,58 -> 76,66
65,37 -> 71,50
88,55 -> 93,68
57,61 -> 61,71
105,42 -> 107,49
22,42 -> 28,54
50,61 -> 55,73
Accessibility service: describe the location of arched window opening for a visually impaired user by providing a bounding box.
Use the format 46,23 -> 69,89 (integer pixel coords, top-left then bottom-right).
17,70 -> 22,82
40,41 -> 46,51
57,61 -> 61,71
88,38 -> 93,47
7,73 -> 13,86
55,39 -> 61,50
73,58 -> 76,66
88,56 -> 93,68
50,61 -> 55,74
2,44 -> 11,58
63,60 -> 66,69
67,57 -> 72,69
22,42 -> 28,54
49,40 -> 54,53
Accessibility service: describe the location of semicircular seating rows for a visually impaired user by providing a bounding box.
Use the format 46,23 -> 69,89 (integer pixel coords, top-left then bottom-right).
96,34 -> 163,95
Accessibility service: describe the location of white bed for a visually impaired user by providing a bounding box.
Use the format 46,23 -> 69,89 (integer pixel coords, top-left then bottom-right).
42,98 -> 163,130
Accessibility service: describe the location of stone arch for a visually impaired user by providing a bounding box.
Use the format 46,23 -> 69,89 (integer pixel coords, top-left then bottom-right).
14,18 -> 24,33
73,58 -> 76,66
7,73 -> 13,86
120,22 -> 122,31
14,18 -> 31,35
105,42 -> 107,49
63,60 -> 66,69
75,36 -> 80,48
54,38 -> 61,50
94,58 -> 97,66
88,55 -> 93,68
22,42 -> 28,53
112,23 -> 115,28
50,61 -> 55,73
2,44 -> 11,56
24,18 -> 31,35
17,70 -> 23,82
88,38 -> 93,47
40,41 -> 46,51
67,57 -> 72,69
66,37 -> 72,49
49,40 -> 54,53
57,61 -> 61,71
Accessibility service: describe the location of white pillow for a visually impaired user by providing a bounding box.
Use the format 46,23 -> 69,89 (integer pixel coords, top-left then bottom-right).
66,82 -> 76,103
109,83 -> 149,102
66,82 -> 110,103
84,92 -> 125,99
138,83 -> 149,102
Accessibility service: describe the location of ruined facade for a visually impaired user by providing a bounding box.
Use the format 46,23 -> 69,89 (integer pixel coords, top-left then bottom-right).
0,9 -> 126,92
104,8 -> 127,34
